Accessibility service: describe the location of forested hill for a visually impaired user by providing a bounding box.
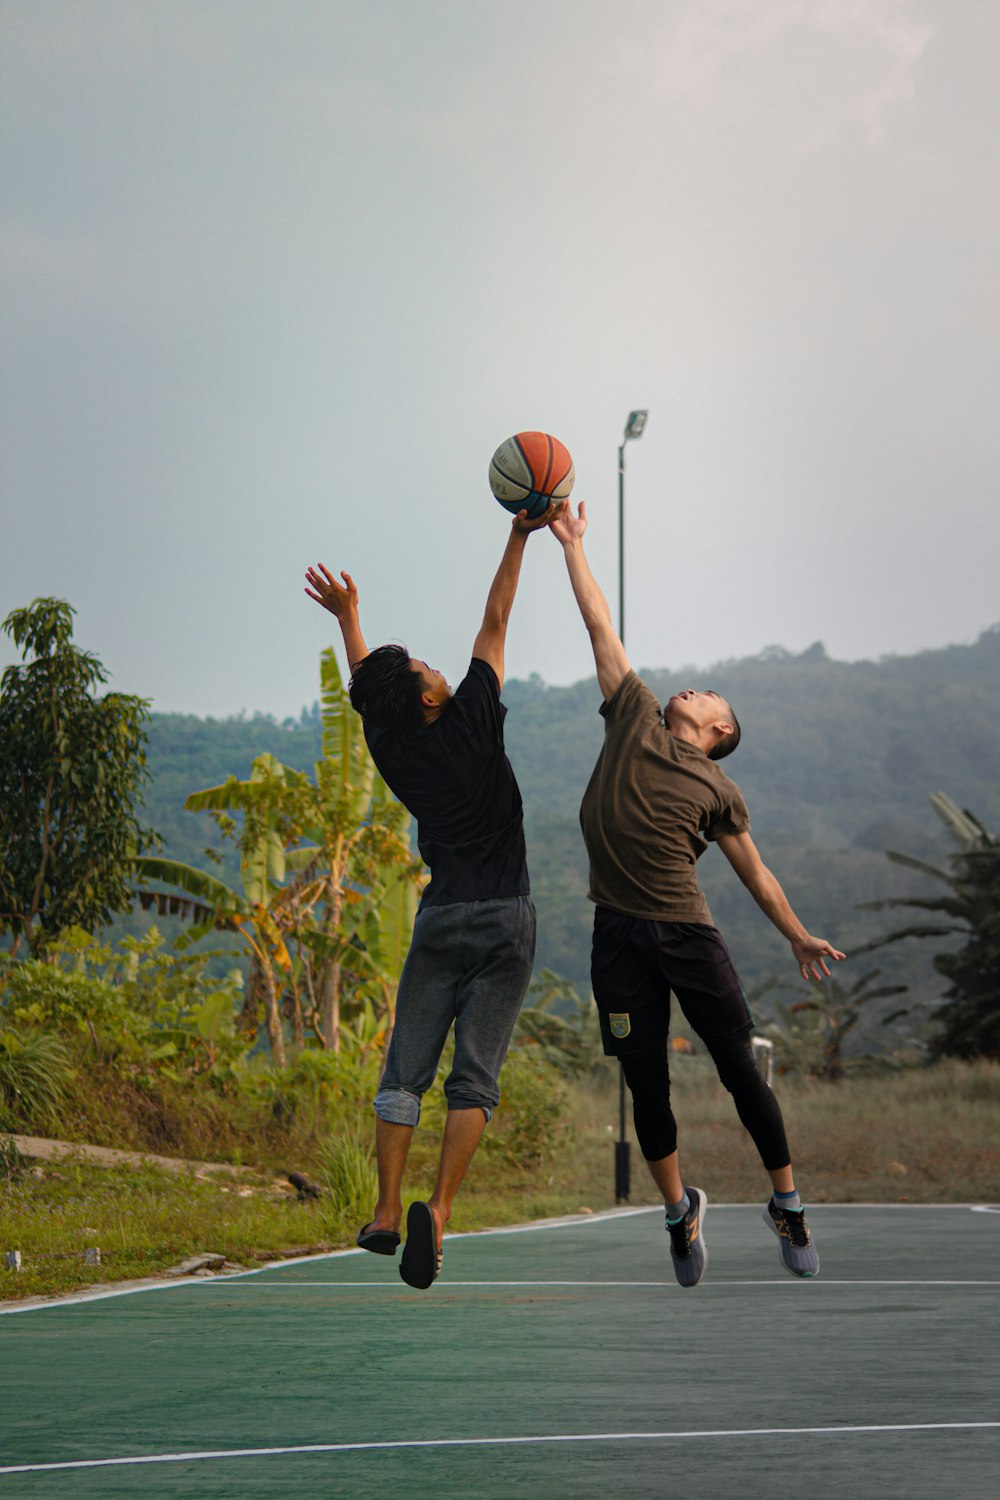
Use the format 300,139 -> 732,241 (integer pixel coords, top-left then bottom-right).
142,624 -> 1000,1011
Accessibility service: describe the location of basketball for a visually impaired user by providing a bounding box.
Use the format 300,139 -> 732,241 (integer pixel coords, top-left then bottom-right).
489,431 -> 575,520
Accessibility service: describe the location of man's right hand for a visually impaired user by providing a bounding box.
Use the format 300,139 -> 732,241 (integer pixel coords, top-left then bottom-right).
305,564 -> 358,621
550,500 -> 588,545
512,499 -> 568,535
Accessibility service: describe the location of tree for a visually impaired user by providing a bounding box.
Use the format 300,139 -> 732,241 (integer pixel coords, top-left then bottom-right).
278,648 -> 419,1052
0,599 -> 154,959
134,652 -> 422,1061
859,793 -> 1000,1061
133,755 -> 299,1068
765,970 -> 908,1081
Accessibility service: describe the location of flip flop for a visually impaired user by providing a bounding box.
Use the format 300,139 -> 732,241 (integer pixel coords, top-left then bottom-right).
356,1222 -> 401,1256
399,1201 -> 442,1289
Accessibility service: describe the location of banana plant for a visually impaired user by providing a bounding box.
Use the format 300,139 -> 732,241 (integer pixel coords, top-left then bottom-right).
133,850 -> 293,1068
135,650 -> 423,1060
856,792 -> 1000,1060
280,650 -> 420,1052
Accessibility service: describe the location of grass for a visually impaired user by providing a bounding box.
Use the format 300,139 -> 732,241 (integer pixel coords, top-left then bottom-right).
3,1057 -> 998,1303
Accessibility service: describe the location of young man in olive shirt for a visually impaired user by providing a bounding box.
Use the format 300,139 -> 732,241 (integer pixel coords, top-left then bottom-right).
551,501 -> 844,1287
305,501 -> 561,1289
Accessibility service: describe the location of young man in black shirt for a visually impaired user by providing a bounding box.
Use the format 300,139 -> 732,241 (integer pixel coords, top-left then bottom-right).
305,502 -> 561,1288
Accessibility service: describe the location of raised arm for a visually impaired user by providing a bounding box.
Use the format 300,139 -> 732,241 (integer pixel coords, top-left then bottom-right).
472,503 -> 565,688
717,830 -> 846,982
304,564 -> 370,671
550,502 -> 631,702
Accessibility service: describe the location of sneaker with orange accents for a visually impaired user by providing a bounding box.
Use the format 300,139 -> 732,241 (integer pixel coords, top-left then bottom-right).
763,1197 -> 820,1278
666,1186 -> 708,1288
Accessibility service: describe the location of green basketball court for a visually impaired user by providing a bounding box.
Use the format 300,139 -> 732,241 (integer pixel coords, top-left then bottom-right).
2,1204 -> 997,1498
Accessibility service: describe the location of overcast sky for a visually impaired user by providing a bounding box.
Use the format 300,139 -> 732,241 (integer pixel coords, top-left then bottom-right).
2,0 -> 998,718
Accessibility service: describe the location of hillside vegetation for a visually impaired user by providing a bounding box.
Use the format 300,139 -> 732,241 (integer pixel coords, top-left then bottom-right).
138,626 -> 1000,1036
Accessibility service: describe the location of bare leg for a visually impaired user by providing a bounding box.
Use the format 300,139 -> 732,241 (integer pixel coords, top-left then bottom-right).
647,1155 -> 794,1202
368,1117 -> 413,1233
427,1107 -> 488,1249
643,1150 -> 684,1206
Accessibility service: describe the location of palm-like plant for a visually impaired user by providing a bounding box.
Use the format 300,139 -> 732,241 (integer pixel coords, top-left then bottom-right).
760,969 -> 908,1081
857,793 -> 1000,1061
134,651 -> 422,1062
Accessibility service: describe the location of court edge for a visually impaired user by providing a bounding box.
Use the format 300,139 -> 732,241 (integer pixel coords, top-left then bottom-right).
1,1202 -> 996,1317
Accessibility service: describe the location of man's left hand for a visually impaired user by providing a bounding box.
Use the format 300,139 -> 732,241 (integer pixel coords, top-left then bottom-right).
792,936 -> 847,982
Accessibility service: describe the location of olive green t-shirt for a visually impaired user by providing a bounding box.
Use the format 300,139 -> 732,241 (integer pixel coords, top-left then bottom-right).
579,671 -> 750,924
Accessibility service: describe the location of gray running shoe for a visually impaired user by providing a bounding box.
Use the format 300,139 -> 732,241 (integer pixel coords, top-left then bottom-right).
763,1197 -> 820,1278
666,1186 -> 708,1288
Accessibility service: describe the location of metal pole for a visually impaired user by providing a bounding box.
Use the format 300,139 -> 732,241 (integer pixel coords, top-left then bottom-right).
614,439 -> 631,1204
618,441 -> 626,652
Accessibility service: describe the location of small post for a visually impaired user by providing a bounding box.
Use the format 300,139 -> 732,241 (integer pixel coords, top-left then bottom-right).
84,1247 -> 102,1266
5,1251 -> 22,1272
751,1036 -> 775,1087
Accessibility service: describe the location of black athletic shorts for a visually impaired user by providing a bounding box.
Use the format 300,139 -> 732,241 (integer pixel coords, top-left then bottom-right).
590,906 -> 753,1057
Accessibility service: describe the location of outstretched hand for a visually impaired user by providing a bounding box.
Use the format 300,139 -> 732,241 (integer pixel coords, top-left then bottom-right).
549,499 -> 588,545
512,499 -> 568,535
792,935 -> 847,983
304,564 -> 358,620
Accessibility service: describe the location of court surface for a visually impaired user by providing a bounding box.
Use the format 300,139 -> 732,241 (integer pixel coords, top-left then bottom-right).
1,1204 -> 997,1498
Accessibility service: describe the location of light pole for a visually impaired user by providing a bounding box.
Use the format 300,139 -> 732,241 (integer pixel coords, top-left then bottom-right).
614,407 -> 649,1204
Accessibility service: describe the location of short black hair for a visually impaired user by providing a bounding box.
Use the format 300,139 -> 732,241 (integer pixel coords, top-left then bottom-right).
348,644 -> 425,731
708,703 -> 741,761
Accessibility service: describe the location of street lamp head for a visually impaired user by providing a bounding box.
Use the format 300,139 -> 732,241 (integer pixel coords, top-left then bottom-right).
624,409 -> 648,441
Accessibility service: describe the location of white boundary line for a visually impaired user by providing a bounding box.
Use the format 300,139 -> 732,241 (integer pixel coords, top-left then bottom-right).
1,1203 -> 995,1316
188,1278 -> 1000,1289
2,1421 -> 998,1476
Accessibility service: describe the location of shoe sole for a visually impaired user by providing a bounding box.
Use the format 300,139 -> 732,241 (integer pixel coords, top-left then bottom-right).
762,1203 -> 820,1279
400,1201 -> 439,1289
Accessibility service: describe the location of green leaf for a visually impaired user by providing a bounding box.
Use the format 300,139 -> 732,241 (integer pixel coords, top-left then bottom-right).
133,856 -> 243,911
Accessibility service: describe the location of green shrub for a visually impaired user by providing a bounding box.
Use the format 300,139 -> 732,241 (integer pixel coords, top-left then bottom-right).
1,1132 -> 25,1186
484,1049 -> 568,1172
2,930 -> 245,1083
0,1026 -> 74,1131
318,1128 -> 378,1221
267,1046 -> 382,1138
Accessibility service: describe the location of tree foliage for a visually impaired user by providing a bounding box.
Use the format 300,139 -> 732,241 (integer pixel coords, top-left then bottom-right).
134,651 -> 422,1063
132,624 -> 1000,1010
859,794 -> 1000,1061
0,599 -> 154,958
758,969 -> 908,1081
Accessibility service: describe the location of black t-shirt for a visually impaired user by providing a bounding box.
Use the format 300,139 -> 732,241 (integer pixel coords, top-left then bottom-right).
362,657 -> 529,908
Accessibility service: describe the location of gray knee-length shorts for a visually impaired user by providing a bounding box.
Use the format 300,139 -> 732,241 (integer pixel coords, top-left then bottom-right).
373,895 -> 536,1127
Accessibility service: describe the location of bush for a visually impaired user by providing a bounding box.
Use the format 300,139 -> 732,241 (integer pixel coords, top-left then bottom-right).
318,1128 -> 378,1221
1,1132 -> 25,1186
484,1049 -> 569,1172
0,1026 -> 74,1132
2,930 -> 245,1083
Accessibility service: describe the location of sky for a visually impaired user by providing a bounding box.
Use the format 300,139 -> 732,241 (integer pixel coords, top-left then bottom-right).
2,0 -> 998,719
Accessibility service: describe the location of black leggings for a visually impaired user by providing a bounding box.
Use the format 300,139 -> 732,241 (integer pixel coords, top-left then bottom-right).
590,909 -> 791,1170
621,1028 -> 790,1170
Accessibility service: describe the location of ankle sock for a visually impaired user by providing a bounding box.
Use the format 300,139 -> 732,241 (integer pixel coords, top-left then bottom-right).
666,1192 -> 691,1224
773,1188 -> 802,1213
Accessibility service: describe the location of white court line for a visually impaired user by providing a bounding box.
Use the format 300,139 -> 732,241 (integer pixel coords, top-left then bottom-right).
190,1278 -> 1000,1289
1,1202 -> 993,1316
2,1421 -> 998,1477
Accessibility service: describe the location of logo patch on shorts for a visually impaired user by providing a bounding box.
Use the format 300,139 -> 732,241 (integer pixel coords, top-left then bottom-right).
609,1012 -> 631,1039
